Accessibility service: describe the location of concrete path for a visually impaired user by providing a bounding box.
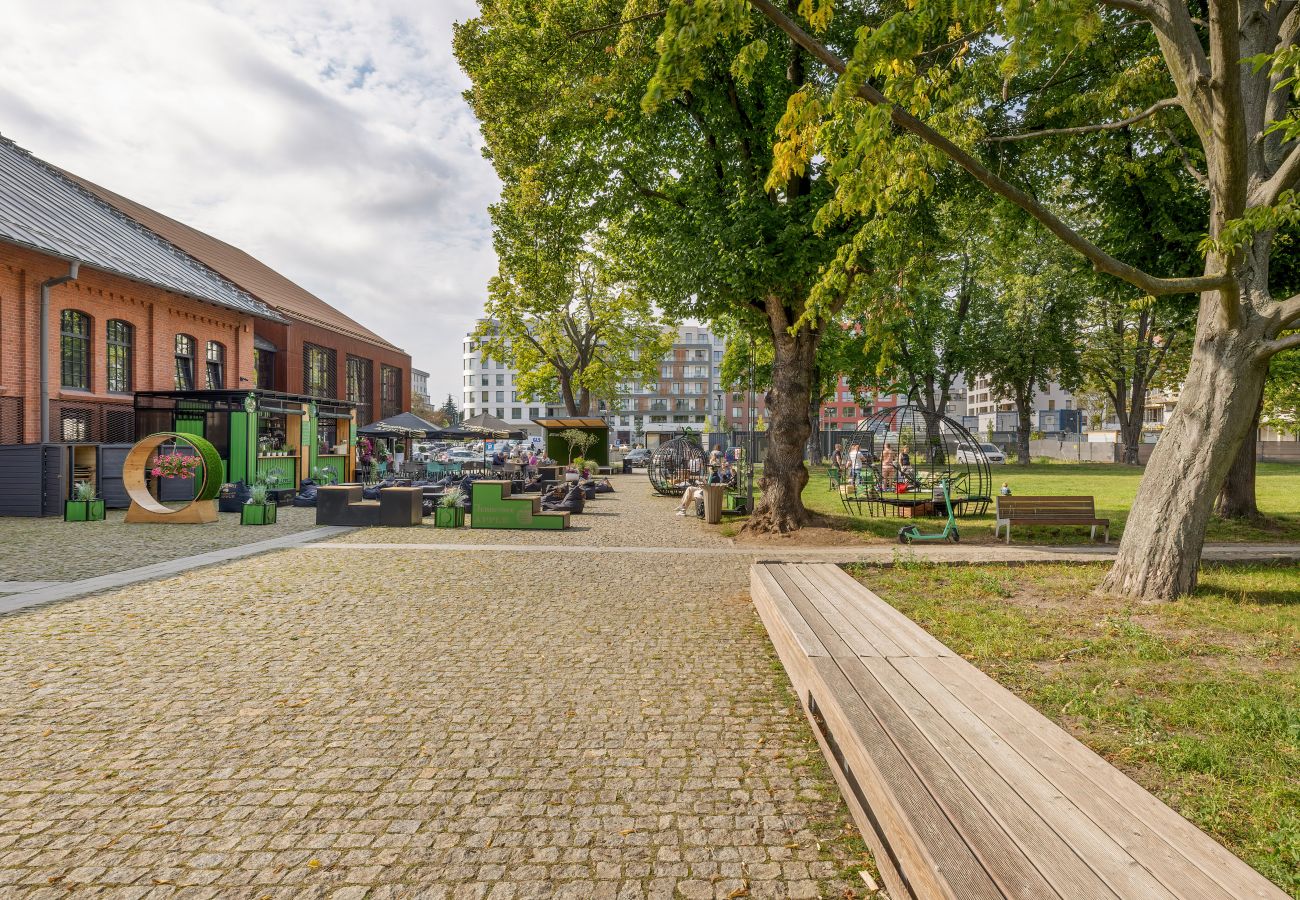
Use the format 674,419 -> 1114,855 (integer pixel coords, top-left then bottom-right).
0,527 -> 354,616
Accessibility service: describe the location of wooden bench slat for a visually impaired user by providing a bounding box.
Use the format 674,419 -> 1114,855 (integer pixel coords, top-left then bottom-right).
887,657 -> 1179,900
768,567 -> 861,660
838,658 -> 1066,899
751,566 -> 827,660
792,564 -> 910,658
751,563 -> 1286,900
811,657 -> 1006,900
810,564 -> 953,658
781,565 -> 887,657
922,656 -> 1284,899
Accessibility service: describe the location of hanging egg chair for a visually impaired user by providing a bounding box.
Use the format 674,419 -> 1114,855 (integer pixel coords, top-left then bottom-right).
648,435 -> 706,496
849,404 -> 993,516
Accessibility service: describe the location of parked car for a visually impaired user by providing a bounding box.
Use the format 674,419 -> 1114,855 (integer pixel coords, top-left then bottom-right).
957,443 -> 1007,464
440,449 -> 482,463
623,448 -> 651,467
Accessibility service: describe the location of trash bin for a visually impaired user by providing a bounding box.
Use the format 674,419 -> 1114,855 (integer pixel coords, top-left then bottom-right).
622,458 -> 633,474
702,484 -> 725,524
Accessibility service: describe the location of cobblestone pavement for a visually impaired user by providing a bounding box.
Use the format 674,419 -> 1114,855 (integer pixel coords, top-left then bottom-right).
0,507 -> 322,584
329,476 -> 734,551
0,482 -> 868,897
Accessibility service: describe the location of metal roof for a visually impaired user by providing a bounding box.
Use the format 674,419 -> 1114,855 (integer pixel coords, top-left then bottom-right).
69,172 -> 403,352
0,135 -> 283,322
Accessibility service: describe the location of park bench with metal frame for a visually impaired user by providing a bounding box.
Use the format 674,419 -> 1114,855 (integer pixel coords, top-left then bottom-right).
750,561 -> 1284,900
995,495 -> 1110,543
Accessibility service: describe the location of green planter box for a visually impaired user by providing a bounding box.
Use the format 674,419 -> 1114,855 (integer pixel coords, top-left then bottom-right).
434,506 -> 465,528
64,499 -> 106,522
240,503 -> 278,526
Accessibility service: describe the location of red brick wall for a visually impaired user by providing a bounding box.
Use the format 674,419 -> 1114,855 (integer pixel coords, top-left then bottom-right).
255,317 -> 409,425
0,244 -> 256,442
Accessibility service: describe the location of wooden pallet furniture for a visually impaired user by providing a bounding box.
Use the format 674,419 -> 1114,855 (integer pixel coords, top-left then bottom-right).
750,562 -> 1284,900
471,480 -> 569,530
995,495 -> 1110,543
316,484 -> 422,527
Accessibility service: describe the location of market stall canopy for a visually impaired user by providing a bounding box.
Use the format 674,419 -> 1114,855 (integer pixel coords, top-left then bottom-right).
457,412 -> 526,438
531,417 -> 608,429
356,411 -> 442,438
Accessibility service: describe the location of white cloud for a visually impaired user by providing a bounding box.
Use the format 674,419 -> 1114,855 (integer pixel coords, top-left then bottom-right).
0,0 -> 497,402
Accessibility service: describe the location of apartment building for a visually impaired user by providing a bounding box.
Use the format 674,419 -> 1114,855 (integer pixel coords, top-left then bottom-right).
964,374 -> 1077,433
462,322 -> 743,444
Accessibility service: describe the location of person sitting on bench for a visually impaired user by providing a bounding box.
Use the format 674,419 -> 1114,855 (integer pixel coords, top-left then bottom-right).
677,462 -> 735,515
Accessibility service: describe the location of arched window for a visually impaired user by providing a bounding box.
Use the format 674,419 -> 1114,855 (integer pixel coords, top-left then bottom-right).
174,334 -> 196,390
106,320 -> 133,393
205,341 -> 226,389
60,310 -> 91,389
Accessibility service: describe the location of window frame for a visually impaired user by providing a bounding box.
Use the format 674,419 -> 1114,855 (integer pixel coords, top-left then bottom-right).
104,319 -> 133,393
60,309 -> 92,390
174,333 -> 196,391
205,340 -> 226,389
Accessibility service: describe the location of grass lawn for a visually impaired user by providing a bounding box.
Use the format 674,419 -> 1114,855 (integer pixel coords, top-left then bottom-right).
846,561 -> 1299,896
781,461 -> 1300,543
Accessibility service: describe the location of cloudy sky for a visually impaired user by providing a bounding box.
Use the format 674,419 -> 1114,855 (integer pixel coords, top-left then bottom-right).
0,0 -> 497,402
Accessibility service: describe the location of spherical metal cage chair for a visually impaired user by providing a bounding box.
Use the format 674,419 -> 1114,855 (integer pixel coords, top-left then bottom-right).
648,435 -> 707,496
845,404 -> 993,517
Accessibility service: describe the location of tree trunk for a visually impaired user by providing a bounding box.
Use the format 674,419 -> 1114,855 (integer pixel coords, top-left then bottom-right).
1015,400 -> 1032,465
1118,416 -> 1144,465
744,313 -> 819,534
1103,278 -> 1271,599
1215,396 -> 1261,519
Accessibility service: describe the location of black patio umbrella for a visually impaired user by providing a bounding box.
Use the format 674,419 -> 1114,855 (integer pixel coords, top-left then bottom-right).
356,411 -> 442,439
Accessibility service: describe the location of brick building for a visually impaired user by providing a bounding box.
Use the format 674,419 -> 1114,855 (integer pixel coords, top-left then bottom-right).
68,174 -> 409,425
0,136 -> 282,445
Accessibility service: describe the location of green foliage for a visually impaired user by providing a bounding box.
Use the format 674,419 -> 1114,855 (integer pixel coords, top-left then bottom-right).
1263,339 -> 1300,436
440,487 -> 465,509
311,465 -> 338,486
248,483 -> 269,506
73,480 -> 96,502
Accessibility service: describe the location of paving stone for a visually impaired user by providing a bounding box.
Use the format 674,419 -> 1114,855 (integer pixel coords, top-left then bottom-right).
0,479 -> 864,894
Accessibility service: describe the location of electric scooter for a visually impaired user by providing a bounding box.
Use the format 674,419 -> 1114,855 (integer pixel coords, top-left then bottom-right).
898,475 -> 961,544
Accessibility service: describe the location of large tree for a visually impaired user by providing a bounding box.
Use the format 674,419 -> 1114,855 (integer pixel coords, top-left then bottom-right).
972,208 -> 1085,464
475,252 -> 671,415
457,0 -> 884,532
651,0 -> 1300,598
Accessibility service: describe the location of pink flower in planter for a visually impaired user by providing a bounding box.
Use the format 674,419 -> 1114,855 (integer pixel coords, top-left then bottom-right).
152,466 -> 162,476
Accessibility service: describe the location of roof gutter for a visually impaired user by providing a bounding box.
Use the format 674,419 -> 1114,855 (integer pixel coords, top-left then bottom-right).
39,260 -> 80,443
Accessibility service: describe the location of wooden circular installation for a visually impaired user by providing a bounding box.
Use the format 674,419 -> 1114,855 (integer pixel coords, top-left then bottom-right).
123,432 -> 222,524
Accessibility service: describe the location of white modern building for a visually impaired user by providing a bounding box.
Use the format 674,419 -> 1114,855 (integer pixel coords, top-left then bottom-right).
965,374 -> 1077,433
411,368 -> 430,407
460,320 -> 730,442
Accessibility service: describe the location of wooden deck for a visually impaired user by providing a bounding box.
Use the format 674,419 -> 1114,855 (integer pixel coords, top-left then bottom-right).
750,562 -> 1286,900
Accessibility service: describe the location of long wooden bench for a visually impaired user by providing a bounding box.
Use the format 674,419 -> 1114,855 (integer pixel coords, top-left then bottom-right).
995,495 -> 1110,543
751,562 -> 1284,900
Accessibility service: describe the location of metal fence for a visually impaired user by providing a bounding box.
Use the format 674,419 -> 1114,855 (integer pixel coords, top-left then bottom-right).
0,396 -> 23,444
48,399 -> 135,444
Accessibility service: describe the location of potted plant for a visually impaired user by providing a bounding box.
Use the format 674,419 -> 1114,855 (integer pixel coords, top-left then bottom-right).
566,457 -> 584,481
435,488 -> 465,527
241,483 -> 277,525
64,480 -> 105,522
311,464 -> 338,486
